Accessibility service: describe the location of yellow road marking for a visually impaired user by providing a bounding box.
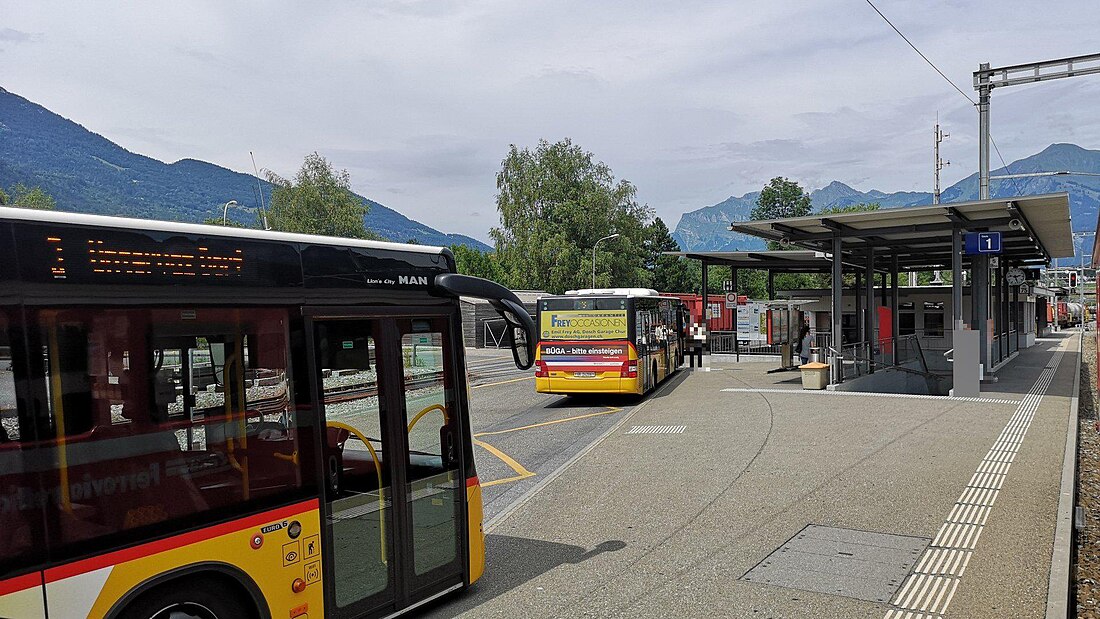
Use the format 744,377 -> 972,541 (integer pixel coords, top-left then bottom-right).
473,438 -> 535,487
481,473 -> 534,488
473,406 -> 623,438
471,375 -> 534,389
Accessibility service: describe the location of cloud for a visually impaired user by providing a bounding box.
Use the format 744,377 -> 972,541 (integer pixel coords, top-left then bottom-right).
1,0 -> 1098,240
0,28 -> 42,44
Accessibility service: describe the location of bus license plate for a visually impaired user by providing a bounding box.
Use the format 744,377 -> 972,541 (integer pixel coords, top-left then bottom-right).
573,371 -> 596,378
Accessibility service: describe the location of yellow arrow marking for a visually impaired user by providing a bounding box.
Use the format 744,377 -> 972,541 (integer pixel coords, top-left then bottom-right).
473,438 -> 536,487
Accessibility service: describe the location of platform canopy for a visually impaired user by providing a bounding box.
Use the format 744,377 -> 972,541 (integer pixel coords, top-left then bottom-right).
727,193 -> 1073,269
664,250 -> 866,272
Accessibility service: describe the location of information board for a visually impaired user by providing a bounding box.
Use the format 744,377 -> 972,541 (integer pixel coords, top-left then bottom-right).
736,302 -> 767,343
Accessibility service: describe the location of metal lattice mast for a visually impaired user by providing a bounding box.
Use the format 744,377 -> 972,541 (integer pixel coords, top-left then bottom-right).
975,53 -> 1100,201
933,117 -> 949,204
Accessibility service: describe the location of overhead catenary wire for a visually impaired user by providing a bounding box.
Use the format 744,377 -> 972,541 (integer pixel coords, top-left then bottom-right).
863,0 -> 975,106
863,0 -> 1023,196
988,134 -> 1024,196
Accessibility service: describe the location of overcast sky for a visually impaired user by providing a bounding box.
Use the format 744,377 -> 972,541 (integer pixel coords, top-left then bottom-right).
2,1 -> 1099,241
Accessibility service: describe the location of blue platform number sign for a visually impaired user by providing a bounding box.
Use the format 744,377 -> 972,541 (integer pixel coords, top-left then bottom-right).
964,231 -> 1002,255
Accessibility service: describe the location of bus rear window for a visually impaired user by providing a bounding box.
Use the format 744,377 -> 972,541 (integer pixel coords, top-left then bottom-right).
540,298 -> 626,311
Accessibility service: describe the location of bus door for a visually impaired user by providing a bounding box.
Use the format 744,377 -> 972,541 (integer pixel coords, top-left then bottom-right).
308,313 -> 464,618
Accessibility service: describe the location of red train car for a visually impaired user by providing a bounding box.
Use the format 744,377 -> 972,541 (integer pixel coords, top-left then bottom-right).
664,293 -> 740,332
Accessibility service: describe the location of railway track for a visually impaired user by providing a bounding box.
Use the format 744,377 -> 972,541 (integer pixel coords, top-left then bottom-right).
322,374 -> 444,405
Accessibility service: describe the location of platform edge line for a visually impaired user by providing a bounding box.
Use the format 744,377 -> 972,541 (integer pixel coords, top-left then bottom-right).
1046,333 -> 1081,619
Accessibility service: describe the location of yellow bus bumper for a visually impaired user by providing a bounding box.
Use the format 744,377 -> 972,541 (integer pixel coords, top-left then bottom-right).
535,374 -> 642,395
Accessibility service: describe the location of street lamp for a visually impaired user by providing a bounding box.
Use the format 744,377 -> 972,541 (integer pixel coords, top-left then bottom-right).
591,233 -> 620,288
221,200 -> 239,226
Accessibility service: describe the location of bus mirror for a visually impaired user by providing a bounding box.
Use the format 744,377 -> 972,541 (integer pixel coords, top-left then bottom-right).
499,298 -> 534,370
430,273 -> 535,369
508,325 -> 532,370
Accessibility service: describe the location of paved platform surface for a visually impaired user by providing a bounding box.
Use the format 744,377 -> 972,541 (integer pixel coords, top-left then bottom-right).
428,332 -> 1079,618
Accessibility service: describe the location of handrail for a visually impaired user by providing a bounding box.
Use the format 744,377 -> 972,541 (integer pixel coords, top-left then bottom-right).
326,420 -> 387,564
837,337 -> 947,383
407,403 -> 448,432
943,348 -> 954,363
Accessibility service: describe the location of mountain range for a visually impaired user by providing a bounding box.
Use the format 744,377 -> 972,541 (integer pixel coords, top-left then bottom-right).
3,86 -> 1098,257
0,87 -> 491,250
673,143 -> 1100,251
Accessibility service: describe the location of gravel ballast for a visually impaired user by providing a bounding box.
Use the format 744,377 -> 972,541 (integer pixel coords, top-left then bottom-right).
1077,332 -> 1099,616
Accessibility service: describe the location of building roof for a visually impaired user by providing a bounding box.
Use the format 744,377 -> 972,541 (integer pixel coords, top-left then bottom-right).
727,193 -> 1073,269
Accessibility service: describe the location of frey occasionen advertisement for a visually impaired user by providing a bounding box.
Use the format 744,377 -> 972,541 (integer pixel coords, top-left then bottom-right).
539,309 -> 628,341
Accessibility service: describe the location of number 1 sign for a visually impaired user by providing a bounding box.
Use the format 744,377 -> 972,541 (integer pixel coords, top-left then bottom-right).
963,231 -> 1002,255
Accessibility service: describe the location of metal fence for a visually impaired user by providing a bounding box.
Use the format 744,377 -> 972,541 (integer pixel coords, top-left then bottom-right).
707,331 -> 834,359
707,331 -> 783,356
828,333 -> 948,387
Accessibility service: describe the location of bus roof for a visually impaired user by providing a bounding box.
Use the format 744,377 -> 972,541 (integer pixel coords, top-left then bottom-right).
0,206 -> 447,256
560,288 -> 662,297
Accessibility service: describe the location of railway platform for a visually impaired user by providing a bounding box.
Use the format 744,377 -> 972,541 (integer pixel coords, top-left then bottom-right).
433,331 -> 1080,618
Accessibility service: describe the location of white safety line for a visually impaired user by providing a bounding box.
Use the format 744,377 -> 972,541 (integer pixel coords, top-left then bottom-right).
624,425 -> 687,435
883,344 -> 1067,619
721,387 -> 1017,405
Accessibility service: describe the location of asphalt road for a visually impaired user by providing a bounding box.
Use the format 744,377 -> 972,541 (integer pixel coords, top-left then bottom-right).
463,347 -> 646,524
410,349 -> 658,618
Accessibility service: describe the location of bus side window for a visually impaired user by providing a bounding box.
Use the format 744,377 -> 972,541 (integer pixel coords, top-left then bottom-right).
0,307 -> 48,578
33,307 -> 308,553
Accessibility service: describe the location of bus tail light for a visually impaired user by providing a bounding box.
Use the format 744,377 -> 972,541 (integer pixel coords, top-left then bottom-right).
621,361 -> 637,378
534,360 -> 548,377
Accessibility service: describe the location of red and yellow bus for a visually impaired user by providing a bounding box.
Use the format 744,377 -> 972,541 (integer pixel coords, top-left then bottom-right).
534,289 -> 685,395
0,207 -> 534,619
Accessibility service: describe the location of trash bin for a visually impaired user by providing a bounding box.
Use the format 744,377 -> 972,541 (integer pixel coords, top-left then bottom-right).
799,361 -> 829,390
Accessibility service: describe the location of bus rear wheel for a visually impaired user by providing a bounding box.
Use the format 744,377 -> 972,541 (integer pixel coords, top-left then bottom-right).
118,576 -> 255,619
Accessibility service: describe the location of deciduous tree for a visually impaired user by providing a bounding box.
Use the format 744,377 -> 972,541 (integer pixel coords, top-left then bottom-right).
751,177 -> 813,221
265,153 -> 376,239
450,244 -> 501,281
6,183 -> 56,210
490,139 -> 652,293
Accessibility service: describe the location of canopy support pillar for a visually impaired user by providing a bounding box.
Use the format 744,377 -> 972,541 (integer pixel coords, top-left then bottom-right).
831,234 -> 843,384
891,253 -> 900,366
701,260 -> 710,368
952,226 -> 964,329
864,248 -> 875,373
733,267 -> 740,362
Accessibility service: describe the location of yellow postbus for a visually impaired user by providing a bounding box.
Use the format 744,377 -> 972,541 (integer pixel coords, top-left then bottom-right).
0,207 -> 534,619
534,289 -> 685,395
